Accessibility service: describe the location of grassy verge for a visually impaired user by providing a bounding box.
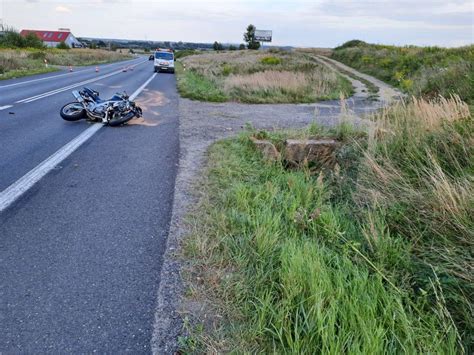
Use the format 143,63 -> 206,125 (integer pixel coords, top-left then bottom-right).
176,50 -> 353,103
331,40 -> 474,103
182,96 -> 472,352
175,62 -> 228,102
0,48 -> 132,80
0,66 -> 58,80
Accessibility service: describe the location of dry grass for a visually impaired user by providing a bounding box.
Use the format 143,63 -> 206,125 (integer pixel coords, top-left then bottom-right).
45,48 -> 132,66
411,95 -> 470,127
0,48 -> 131,79
177,50 -> 352,103
224,70 -> 339,98
364,96 -> 472,233
358,96 -> 473,348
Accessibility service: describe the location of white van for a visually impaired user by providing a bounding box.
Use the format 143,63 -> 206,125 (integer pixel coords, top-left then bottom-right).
154,48 -> 175,73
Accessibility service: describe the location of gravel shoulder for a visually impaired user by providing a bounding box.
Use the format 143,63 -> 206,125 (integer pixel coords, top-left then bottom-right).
151,58 -> 402,353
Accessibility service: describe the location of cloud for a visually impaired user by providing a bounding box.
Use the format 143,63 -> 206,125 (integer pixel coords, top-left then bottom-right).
55,5 -> 71,13
6,0 -> 474,47
315,0 -> 474,28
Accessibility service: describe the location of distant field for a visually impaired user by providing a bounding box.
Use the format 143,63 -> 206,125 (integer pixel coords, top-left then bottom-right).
176,50 -> 353,103
0,48 -> 132,80
331,40 -> 474,103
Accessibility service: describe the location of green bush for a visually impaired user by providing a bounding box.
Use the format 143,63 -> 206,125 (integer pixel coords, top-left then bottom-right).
56,41 -> 70,50
334,39 -> 368,50
221,64 -> 233,76
23,33 -> 44,48
0,30 -> 26,48
175,49 -> 198,59
0,29 -> 44,49
260,56 -> 282,65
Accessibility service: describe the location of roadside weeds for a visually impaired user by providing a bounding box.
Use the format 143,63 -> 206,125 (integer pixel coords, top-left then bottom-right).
179,96 -> 472,352
154,54 -> 472,352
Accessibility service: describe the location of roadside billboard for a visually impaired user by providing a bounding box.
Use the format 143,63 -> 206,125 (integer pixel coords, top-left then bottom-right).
255,30 -> 272,42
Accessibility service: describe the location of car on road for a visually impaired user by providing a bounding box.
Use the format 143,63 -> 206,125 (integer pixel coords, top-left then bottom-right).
153,48 -> 175,73
148,54 -> 154,60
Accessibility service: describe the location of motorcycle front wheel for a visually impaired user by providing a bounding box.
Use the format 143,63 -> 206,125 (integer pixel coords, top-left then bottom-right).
108,110 -> 137,127
60,102 -> 87,121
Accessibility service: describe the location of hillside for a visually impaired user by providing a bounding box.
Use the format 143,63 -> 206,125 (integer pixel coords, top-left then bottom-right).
331,40 -> 474,103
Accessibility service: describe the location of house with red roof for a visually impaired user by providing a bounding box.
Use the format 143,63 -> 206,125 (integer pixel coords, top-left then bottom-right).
20,29 -> 83,48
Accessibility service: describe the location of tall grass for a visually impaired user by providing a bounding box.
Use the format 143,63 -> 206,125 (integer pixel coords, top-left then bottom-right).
358,96 -> 473,349
331,41 -> 474,103
223,69 -> 346,103
183,96 -> 473,352
0,48 -> 132,80
177,50 -> 352,103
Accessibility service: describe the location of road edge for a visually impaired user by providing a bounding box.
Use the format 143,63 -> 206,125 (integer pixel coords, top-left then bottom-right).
150,99 -> 187,354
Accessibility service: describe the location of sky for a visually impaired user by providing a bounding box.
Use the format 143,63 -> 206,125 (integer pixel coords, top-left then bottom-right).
1,0 -> 473,47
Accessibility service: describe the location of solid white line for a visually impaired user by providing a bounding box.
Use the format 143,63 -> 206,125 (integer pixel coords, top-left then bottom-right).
1,68 -> 90,89
130,73 -> 157,100
15,60 -> 148,104
0,58 -> 143,89
16,70 -> 122,103
0,124 -> 101,212
0,71 -> 157,213
0,105 -> 13,110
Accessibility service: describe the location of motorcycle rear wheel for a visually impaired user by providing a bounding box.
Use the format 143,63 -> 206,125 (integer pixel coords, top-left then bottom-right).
108,111 -> 137,127
60,102 -> 86,121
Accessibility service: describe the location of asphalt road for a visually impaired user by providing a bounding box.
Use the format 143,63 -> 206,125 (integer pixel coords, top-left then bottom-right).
0,57 -> 179,352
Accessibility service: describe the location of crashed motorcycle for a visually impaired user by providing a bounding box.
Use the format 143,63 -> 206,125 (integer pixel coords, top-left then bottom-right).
60,87 -> 142,127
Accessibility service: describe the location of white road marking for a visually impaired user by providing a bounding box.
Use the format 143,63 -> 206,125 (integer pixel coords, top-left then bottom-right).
0,68 -> 91,89
0,105 -> 13,110
0,58 -> 143,89
129,73 -> 157,100
16,71 -> 122,103
15,60 -> 148,104
0,72 -> 157,213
